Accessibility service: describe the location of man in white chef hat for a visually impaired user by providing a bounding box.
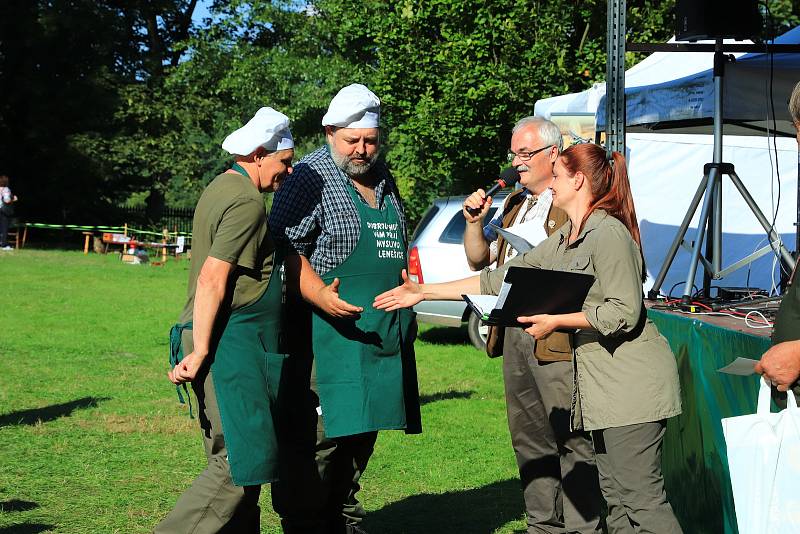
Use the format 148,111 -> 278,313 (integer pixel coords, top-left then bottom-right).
270,84 -> 421,534
156,107 -> 294,533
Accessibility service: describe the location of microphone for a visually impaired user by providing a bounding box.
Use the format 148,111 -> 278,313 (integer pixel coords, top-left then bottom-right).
467,167 -> 521,215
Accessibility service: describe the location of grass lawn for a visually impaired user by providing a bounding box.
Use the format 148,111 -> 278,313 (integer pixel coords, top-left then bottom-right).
0,250 -> 526,533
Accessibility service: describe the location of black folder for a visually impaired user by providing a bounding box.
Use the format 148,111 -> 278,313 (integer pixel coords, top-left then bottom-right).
462,266 -> 594,327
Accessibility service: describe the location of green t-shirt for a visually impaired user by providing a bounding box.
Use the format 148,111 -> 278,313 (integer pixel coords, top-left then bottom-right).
179,172 -> 274,324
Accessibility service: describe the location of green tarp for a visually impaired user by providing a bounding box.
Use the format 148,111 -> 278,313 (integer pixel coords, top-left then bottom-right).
648,309 -> 770,534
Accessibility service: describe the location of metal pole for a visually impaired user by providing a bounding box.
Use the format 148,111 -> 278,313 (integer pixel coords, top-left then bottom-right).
606,0 -> 626,156
648,176 -> 708,299
682,168 -> 719,302
712,43 -> 725,275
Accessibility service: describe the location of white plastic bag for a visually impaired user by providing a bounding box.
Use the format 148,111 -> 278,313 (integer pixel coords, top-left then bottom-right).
722,377 -> 800,533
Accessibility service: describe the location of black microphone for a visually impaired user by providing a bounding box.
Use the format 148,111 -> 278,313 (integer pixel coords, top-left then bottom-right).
467,167 -> 521,215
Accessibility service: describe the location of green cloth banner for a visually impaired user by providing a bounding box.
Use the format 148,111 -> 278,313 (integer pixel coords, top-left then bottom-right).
648,309 -> 769,534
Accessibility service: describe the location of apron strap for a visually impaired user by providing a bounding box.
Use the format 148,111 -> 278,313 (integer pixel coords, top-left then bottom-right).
169,321 -> 195,419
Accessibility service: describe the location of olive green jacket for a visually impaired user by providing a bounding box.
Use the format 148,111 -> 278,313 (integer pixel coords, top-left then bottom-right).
480,209 -> 682,431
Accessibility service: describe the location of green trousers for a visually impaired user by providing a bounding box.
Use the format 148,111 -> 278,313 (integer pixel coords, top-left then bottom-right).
591,421 -> 683,534
154,369 -> 261,534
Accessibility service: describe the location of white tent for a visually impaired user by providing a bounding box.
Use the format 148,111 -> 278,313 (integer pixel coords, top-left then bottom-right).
534,38 -> 750,120
596,26 -> 800,137
534,35 -> 799,294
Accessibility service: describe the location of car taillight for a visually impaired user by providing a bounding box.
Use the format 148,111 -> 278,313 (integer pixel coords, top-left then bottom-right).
407,246 -> 424,284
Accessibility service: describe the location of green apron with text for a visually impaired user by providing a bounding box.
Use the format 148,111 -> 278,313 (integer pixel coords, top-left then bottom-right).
170,260 -> 287,486
312,186 -> 421,438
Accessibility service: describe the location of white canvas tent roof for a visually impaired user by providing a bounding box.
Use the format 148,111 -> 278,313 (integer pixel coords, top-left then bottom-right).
532,32 -> 799,294
595,27 -> 800,137
534,38 -> 749,120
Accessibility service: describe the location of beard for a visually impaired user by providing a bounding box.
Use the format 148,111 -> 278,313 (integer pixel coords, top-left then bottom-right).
330,145 -> 379,177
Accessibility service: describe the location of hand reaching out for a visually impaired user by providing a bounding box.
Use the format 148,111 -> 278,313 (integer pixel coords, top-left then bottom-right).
315,277 -> 363,318
374,269 -> 424,311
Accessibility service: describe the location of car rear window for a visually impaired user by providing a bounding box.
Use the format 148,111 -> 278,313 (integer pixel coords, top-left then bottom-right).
438,207 -> 499,244
411,205 -> 440,242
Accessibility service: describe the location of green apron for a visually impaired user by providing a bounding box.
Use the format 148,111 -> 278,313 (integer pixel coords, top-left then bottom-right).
312,185 -> 421,438
169,259 -> 287,487
773,266 -> 800,344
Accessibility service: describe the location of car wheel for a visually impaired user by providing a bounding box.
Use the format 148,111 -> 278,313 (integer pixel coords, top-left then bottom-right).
467,313 -> 489,351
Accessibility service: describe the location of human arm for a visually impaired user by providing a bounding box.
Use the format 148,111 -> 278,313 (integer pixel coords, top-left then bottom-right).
168,257 -> 233,384
517,312 -> 592,340
462,189 -> 496,270
168,197 -> 265,384
284,253 -> 363,317
755,340 -> 800,392
580,222 -> 644,336
373,269 -> 481,311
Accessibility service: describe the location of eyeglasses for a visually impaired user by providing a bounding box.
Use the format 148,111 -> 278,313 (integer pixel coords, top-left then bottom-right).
507,145 -> 553,162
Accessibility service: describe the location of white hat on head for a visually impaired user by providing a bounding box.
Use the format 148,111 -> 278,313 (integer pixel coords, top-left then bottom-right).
222,107 -> 294,156
321,84 -> 380,129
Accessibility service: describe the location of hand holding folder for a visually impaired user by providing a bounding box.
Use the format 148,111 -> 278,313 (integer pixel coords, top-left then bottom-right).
462,266 -> 593,327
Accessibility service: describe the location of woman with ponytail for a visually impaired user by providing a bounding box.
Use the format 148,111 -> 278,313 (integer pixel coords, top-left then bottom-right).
374,143 -> 683,533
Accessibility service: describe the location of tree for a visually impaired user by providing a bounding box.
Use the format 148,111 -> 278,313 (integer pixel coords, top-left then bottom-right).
311,0 -> 677,221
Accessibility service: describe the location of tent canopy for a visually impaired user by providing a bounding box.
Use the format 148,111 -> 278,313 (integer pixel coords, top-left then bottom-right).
596,26 -> 800,137
534,38 -> 749,119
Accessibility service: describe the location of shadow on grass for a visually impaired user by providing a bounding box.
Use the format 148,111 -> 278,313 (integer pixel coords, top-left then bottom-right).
419,390 -> 475,406
417,325 -> 470,346
363,478 -> 523,534
0,500 -> 38,512
0,525 -> 55,534
0,396 -> 110,428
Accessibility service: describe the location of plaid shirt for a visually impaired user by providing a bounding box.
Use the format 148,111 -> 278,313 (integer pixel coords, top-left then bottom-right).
269,146 -> 408,275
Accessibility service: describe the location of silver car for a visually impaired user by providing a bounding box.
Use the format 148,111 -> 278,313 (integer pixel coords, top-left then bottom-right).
407,193 -> 508,349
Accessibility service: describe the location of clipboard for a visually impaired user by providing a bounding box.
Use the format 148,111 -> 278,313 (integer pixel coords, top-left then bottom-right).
462,266 -> 594,326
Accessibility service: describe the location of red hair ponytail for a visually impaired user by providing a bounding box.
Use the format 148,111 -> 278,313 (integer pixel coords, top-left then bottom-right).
559,144 -> 646,280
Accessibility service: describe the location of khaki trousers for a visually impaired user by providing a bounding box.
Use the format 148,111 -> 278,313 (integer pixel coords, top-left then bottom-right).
503,328 -> 602,534
591,421 -> 683,534
154,369 -> 261,534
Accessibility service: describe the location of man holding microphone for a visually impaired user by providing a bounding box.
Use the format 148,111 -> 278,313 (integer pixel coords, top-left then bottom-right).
462,116 -> 602,533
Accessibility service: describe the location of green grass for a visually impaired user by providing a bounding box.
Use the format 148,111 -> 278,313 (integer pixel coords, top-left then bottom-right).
0,250 -> 526,533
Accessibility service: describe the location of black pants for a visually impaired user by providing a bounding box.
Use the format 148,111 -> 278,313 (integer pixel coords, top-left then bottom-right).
0,212 -> 10,247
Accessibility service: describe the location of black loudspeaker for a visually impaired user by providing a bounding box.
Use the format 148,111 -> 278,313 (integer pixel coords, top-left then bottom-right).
676,0 -> 762,41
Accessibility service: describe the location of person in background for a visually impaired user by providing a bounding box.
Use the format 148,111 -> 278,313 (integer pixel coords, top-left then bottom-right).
0,174 -> 18,251
462,117 -> 601,533
756,79 -> 800,393
376,143 -> 684,534
269,83 -> 421,534
156,107 -> 294,534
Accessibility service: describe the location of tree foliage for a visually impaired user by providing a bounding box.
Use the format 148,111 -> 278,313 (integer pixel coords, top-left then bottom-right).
3,0 -> 800,225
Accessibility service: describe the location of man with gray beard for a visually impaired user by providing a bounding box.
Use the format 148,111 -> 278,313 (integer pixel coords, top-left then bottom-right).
269,84 -> 421,534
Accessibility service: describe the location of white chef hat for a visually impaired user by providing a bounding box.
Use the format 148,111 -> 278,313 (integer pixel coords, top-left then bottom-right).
222,107 -> 294,156
321,84 -> 380,129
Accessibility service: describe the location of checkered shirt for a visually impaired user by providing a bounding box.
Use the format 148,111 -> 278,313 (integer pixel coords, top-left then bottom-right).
269,146 -> 408,275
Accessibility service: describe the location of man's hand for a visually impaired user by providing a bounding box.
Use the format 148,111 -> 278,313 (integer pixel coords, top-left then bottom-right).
168,352 -> 207,385
462,189 -> 493,224
518,314 -> 560,340
755,340 -> 800,392
315,277 -> 363,318
374,269 -> 424,311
